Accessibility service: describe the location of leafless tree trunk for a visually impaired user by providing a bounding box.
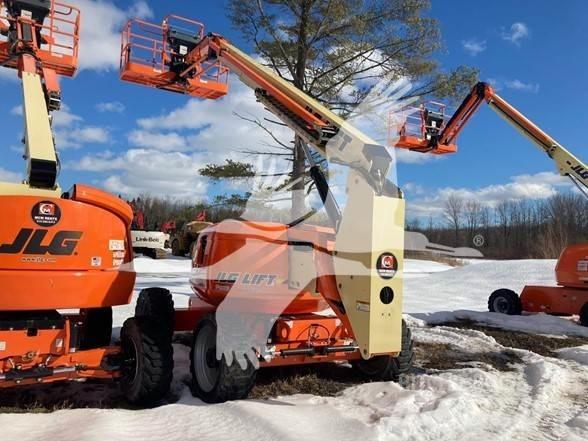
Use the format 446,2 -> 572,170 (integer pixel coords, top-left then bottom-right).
443,194 -> 463,246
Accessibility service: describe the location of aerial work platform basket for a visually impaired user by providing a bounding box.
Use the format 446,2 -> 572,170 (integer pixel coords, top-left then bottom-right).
0,0 -> 80,76
120,15 -> 229,99
389,101 -> 457,154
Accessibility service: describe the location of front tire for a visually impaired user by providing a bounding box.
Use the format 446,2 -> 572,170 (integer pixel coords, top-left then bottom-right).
353,320 -> 414,382
120,316 -> 174,406
190,314 -> 257,403
488,289 -> 522,315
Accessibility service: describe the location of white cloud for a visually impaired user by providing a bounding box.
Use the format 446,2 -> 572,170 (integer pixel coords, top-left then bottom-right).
128,130 -> 189,152
406,171 -> 571,217
11,103 -> 86,127
75,0 -> 152,71
70,149 -> 211,200
96,101 -> 126,113
51,103 -> 83,128
137,78 -> 293,155
66,151 -> 126,172
501,22 -> 530,46
55,126 -> 110,150
0,167 -> 22,183
487,78 -> 539,94
504,79 -> 539,93
9,102 -> 107,149
462,39 -> 487,56
11,102 -> 109,149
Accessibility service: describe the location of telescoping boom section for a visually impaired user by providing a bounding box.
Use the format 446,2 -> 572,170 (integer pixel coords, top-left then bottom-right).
121,15 -> 409,360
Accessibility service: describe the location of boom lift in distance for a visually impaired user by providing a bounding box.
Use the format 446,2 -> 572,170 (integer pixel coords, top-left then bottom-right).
119,15 -> 461,402
0,0 -> 174,405
395,81 -> 588,326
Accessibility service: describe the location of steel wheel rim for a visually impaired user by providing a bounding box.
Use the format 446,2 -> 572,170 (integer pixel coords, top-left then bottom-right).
493,296 -> 509,313
122,338 -> 139,385
194,324 -> 219,393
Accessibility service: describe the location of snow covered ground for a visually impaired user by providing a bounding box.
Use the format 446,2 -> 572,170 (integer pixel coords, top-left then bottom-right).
1,257 -> 588,441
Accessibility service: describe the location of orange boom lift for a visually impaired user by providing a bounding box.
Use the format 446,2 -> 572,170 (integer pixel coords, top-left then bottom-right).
0,1 -> 173,405
119,15 -> 456,402
394,82 -> 588,326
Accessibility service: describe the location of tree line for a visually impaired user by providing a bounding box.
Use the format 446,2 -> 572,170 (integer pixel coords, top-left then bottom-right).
132,191 -> 587,259
407,193 -> 588,259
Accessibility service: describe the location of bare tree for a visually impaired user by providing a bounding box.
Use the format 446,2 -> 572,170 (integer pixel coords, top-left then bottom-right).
226,0 -> 477,216
464,199 -> 482,240
443,194 -> 463,246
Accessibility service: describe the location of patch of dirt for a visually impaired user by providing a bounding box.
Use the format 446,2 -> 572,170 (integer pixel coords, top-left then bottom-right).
0,381 -> 129,413
413,341 -> 522,372
249,364 -> 366,399
436,320 -> 588,357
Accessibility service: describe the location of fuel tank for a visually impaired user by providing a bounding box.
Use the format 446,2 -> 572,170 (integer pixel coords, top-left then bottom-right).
189,220 -> 335,315
0,185 -> 136,310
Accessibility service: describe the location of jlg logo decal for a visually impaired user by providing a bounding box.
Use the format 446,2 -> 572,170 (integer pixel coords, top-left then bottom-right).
571,164 -> 588,179
0,229 -> 83,256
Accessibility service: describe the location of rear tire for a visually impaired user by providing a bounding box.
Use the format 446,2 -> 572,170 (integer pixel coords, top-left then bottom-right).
488,289 -> 522,315
135,287 -> 175,338
120,316 -> 174,406
580,303 -> 588,327
353,320 -> 414,382
190,314 -> 257,403
80,307 -> 112,349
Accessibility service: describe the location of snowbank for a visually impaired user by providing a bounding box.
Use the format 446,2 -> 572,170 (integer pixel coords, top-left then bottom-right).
404,259 -> 557,313
3,257 -> 588,441
558,345 -> 588,365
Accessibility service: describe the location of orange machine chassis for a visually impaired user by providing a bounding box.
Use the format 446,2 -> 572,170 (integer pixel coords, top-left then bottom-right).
174,301 -> 364,368
0,314 -> 120,387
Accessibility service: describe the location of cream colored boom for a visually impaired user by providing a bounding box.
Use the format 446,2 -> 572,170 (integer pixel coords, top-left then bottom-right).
0,66 -> 60,196
202,37 -> 405,359
207,38 -> 392,190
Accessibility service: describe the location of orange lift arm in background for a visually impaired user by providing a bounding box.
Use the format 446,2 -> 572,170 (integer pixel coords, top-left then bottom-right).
398,81 -> 588,196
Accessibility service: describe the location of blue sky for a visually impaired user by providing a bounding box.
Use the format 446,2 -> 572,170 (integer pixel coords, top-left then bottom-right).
0,0 -> 586,219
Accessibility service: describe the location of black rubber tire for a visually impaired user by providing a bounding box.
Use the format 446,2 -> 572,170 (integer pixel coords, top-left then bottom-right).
171,239 -> 182,256
488,289 -> 522,315
580,303 -> 588,327
353,320 -> 414,382
135,287 -> 175,338
190,314 -> 257,403
120,316 -> 174,406
80,307 -> 112,349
